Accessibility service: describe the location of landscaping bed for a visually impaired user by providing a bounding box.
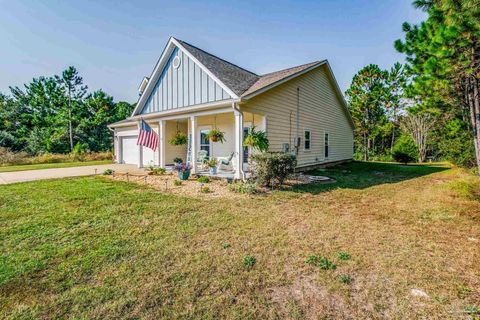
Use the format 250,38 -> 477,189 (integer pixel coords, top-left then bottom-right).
106,171 -> 335,198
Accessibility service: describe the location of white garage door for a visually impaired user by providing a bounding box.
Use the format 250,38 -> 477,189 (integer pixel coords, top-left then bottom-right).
121,136 -> 138,165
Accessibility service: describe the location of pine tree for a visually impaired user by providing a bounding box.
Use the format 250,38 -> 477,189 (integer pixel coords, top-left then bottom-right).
396,0 -> 480,173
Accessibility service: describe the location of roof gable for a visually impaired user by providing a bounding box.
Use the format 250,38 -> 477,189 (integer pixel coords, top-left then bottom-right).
139,46 -> 232,115
131,37 -> 237,116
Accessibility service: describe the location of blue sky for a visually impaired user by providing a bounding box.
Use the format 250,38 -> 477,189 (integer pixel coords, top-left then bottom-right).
0,0 -> 426,103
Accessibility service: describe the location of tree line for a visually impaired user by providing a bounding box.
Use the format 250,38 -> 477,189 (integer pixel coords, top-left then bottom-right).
0,66 -> 134,155
346,0 -> 480,174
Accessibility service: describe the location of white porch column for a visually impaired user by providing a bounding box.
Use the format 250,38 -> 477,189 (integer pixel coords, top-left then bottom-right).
190,116 -> 197,173
158,120 -> 166,167
113,128 -> 118,163
137,121 -> 143,168
262,115 -> 268,134
234,105 -> 244,180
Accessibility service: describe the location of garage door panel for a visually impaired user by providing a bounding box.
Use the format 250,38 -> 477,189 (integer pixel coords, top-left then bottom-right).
121,136 -> 138,165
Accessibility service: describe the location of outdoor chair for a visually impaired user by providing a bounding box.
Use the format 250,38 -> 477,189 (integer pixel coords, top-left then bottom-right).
197,150 -> 209,168
217,152 -> 235,171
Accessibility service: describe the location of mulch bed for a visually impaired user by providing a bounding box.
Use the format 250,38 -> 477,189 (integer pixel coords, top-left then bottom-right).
105,171 -> 334,198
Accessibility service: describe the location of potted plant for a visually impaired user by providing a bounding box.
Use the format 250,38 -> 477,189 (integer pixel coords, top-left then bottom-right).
173,157 -> 183,164
170,132 -> 188,146
174,162 -> 192,180
206,128 -> 225,143
205,158 -> 218,175
244,126 -> 269,152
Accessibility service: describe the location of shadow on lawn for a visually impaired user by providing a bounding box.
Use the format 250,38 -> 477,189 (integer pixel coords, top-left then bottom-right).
291,161 -> 450,194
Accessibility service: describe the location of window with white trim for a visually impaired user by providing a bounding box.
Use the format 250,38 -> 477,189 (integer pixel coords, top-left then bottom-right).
324,133 -> 329,158
304,130 -> 311,151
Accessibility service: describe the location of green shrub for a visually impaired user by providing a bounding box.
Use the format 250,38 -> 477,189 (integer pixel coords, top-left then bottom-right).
305,254 -> 336,270
228,181 -> 257,194
173,179 -> 182,186
392,135 -> 418,164
103,169 -> 113,175
197,176 -> 210,183
243,255 -> 256,269
250,152 -> 297,187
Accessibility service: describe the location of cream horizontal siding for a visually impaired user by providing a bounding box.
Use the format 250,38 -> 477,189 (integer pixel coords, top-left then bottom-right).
165,121 -> 188,164
242,64 -> 353,167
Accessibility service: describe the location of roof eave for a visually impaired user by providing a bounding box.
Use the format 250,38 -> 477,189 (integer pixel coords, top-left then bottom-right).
107,120 -> 137,129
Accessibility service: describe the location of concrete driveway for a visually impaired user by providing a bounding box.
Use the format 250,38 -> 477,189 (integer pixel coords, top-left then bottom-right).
0,164 -> 143,185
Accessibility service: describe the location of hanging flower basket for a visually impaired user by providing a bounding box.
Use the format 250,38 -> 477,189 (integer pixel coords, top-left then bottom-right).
169,132 -> 188,146
243,126 -> 269,152
207,129 -> 225,143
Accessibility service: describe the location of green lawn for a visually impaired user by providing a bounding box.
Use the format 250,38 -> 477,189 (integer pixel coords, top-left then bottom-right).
0,160 -> 113,173
1,162 -> 479,319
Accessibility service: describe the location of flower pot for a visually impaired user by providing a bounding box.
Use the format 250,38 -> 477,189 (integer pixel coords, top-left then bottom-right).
178,170 -> 190,180
209,167 -> 217,175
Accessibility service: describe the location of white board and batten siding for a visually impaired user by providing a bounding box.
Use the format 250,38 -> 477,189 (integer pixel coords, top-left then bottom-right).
242,64 -> 354,167
141,47 -> 231,114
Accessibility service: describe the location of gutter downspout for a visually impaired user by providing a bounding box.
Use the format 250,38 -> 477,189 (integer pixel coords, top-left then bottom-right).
232,100 -> 246,181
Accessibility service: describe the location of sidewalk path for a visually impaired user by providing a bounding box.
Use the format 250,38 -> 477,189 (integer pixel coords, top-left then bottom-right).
0,164 -> 143,184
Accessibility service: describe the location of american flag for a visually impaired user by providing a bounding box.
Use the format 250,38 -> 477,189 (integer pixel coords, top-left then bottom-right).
137,120 -> 158,151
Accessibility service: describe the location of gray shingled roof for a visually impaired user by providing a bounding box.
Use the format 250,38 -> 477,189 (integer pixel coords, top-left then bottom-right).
176,38 -> 324,98
241,61 -> 324,97
176,39 -> 260,97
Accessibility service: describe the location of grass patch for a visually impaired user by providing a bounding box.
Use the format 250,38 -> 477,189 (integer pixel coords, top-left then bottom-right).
337,251 -> 351,261
448,175 -> 480,201
338,274 -> 353,284
1,161 -> 479,318
243,255 -> 256,269
305,254 -> 337,270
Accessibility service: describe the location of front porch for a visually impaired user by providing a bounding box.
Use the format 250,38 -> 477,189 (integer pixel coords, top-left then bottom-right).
137,108 -> 265,180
